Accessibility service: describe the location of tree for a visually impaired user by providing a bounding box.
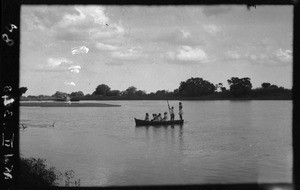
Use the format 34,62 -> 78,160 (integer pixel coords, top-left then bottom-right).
173,88 -> 179,95
261,82 -> 271,89
155,90 -> 168,96
125,86 -> 137,96
178,77 -> 216,96
70,91 -> 84,98
269,84 -> 279,89
227,77 -> 252,97
135,90 -> 146,96
93,84 -> 111,96
221,87 -> 227,92
52,91 -> 68,99
106,90 -> 121,96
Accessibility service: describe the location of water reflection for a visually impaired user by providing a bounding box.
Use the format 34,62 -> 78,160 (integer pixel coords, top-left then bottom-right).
135,125 -> 184,153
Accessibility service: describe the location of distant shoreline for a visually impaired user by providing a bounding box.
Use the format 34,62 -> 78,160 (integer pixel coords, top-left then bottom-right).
20,102 -> 121,107
20,96 -> 292,102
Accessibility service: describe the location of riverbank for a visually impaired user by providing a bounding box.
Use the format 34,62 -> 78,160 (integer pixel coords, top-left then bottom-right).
20,102 -> 121,107
70,94 -> 292,101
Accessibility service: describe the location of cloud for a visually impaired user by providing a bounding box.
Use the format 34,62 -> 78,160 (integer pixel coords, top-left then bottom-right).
96,42 -> 118,51
275,48 -> 292,62
225,47 -> 292,66
25,6 -> 125,43
151,29 -> 204,46
176,46 -> 208,62
203,24 -> 220,34
111,47 -> 142,60
64,82 -> 76,86
181,29 -> 191,39
71,46 -> 89,54
47,58 -> 73,67
57,6 -> 109,27
68,65 -> 81,73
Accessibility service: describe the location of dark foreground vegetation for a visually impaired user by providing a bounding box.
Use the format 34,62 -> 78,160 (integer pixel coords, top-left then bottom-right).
18,157 -> 80,187
21,77 -> 292,101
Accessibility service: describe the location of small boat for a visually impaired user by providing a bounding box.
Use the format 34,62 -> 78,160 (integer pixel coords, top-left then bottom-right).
134,118 -> 184,126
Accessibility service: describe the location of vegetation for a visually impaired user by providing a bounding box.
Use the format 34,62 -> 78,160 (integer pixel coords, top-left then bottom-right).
227,77 -> 252,97
18,157 -> 59,187
18,157 -> 80,187
20,76 -> 292,101
178,77 -> 216,96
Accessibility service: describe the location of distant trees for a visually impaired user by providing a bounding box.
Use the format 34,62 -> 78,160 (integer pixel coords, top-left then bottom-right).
227,77 -> 252,97
22,77 -> 291,101
124,86 -> 137,96
215,83 -> 227,92
70,91 -> 84,98
93,84 -> 111,96
178,77 -> 216,96
106,90 -> 121,97
52,91 -> 68,99
261,82 -> 271,89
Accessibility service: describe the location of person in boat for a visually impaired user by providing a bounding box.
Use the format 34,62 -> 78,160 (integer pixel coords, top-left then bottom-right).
151,114 -> 157,121
162,112 -> 168,121
179,102 -> 183,120
169,106 -> 175,121
144,113 -> 149,121
157,113 -> 162,121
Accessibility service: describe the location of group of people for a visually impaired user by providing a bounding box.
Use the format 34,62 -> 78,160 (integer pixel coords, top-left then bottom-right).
144,102 -> 183,121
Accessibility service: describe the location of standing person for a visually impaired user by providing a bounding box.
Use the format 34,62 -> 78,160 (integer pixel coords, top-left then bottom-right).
169,106 -> 175,121
144,113 -> 149,121
179,102 -> 183,120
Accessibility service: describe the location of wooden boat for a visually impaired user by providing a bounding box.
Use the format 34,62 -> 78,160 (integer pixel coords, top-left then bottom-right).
134,118 -> 184,126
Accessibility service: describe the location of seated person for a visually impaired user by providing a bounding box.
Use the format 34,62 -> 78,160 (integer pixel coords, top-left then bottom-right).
151,114 -> 157,121
162,112 -> 168,121
157,113 -> 162,121
144,113 -> 149,121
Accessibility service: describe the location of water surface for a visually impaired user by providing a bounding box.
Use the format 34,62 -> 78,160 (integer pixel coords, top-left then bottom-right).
20,100 -> 292,186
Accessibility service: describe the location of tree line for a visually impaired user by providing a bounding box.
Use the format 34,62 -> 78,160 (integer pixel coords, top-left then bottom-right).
21,77 -> 292,101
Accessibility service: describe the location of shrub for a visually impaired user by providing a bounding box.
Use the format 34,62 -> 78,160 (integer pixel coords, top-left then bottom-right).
18,157 -> 60,187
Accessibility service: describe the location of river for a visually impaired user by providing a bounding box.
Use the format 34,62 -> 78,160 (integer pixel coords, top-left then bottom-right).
20,100 -> 292,186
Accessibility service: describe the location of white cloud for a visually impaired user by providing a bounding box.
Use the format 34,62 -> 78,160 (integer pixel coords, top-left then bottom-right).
111,46 -> 142,60
64,82 -> 76,86
61,7 -> 86,25
59,6 -> 109,27
203,24 -> 220,34
176,46 -> 208,62
181,29 -> 191,39
49,6 -> 124,42
68,65 -> 81,73
71,46 -> 89,54
96,42 -> 118,51
276,48 -> 292,62
47,58 -> 73,67
81,6 -> 109,25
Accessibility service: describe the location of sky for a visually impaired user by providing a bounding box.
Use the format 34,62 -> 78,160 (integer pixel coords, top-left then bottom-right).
20,5 -> 293,96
